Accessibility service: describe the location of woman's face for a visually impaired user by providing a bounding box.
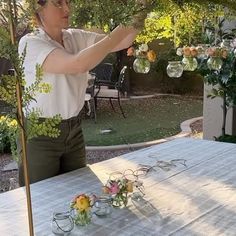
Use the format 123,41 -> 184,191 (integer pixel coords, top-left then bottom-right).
38,0 -> 70,30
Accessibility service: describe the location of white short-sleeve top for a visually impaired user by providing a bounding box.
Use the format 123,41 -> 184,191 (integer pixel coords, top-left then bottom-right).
18,28 -> 100,119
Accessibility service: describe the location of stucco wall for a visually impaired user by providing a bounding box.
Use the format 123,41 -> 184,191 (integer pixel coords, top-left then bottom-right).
203,84 -> 236,140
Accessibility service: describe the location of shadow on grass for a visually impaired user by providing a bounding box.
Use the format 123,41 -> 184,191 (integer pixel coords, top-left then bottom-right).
82,96 -> 203,146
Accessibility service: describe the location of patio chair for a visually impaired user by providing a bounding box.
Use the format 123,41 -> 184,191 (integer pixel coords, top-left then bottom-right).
84,63 -> 113,123
84,75 -> 97,122
91,65 -> 127,118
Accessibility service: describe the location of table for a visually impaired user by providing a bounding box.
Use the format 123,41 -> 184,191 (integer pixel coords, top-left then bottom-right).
1,138 -> 236,236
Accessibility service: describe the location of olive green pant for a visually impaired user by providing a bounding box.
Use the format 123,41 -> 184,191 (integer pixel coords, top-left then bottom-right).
19,114 -> 86,186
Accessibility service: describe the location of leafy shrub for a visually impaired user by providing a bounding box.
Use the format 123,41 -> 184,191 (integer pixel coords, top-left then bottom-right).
215,134 -> 236,143
0,115 -> 18,158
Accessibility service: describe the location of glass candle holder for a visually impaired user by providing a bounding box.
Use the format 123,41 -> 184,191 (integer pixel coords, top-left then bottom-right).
133,58 -> 151,74
94,195 -> 113,217
71,208 -> 92,226
166,61 -> 184,78
51,212 -> 74,235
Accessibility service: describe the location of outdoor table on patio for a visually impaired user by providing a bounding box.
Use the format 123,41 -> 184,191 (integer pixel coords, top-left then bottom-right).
0,138 -> 236,236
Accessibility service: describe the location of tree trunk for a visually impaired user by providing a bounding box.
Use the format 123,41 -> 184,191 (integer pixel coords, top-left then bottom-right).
222,91 -> 227,136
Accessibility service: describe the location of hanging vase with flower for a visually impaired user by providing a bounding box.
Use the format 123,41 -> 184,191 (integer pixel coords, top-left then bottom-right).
182,56 -> 198,71
133,58 -> 151,74
207,57 -> 223,70
127,44 -> 157,74
175,46 -> 198,71
206,47 -> 224,71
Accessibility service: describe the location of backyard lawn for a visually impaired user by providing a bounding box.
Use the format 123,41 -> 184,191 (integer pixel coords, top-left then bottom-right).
82,95 -> 203,146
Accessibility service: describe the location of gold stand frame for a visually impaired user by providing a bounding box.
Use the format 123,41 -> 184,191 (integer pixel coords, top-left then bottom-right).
8,0 -> 34,235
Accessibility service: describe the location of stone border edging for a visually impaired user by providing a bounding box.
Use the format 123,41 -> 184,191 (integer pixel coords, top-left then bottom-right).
85,116 -> 203,151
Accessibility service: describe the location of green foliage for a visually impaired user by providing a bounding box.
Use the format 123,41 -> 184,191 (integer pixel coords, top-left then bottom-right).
215,134 -> 236,143
0,116 -> 18,159
26,111 -> 61,139
136,3 -> 233,46
70,0 -> 155,30
200,51 -> 236,107
197,48 -> 236,137
68,0 -> 236,46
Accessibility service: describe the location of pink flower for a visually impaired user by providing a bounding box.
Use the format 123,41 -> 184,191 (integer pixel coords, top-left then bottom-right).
183,47 -> 191,57
127,47 -> 135,56
109,182 -> 120,194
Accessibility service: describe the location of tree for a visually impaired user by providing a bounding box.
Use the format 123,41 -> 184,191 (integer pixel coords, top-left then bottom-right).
198,47 -> 236,142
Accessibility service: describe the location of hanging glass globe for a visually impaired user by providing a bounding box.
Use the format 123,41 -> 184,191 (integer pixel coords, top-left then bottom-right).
133,58 -> 151,74
207,57 -> 223,71
182,56 -> 198,71
166,61 -> 183,78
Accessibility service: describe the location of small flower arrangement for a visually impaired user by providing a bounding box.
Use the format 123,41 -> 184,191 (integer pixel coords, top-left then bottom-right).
102,175 -> 134,207
70,194 -> 94,226
176,46 -> 199,71
127,43 -> 157,74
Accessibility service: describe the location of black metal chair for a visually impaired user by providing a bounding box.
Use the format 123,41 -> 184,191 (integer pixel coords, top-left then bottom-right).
90,62 -> 114,86
84,76 -> 97,122
90,65 -> 127,118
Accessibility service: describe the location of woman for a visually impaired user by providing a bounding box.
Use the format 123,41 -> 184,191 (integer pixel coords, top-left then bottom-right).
18,0 -> 147,185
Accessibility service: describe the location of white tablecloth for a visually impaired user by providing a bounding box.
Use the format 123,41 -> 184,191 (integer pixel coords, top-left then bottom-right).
0,138 -> 236,236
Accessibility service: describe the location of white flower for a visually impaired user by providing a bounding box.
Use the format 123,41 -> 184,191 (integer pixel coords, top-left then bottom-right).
176,47 -> 183,56
139,44 -> 149,52
135,49 -> 142,56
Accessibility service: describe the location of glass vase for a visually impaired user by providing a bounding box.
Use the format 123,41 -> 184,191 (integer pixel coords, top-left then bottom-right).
166,61 -> 183,78
207,57 -> 223,71
112,192 -> 128,207
182,56 -> 198,71
133,58 -> 151,74
72,209 -> 92,226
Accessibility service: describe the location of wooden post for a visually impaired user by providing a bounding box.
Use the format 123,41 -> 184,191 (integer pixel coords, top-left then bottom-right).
7,0 -> 34,235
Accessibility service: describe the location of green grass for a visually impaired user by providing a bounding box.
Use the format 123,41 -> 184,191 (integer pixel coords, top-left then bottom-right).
81,96 -> 203,146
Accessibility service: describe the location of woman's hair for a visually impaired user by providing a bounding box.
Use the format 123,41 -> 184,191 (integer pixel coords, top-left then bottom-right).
31,0 -> 47,27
